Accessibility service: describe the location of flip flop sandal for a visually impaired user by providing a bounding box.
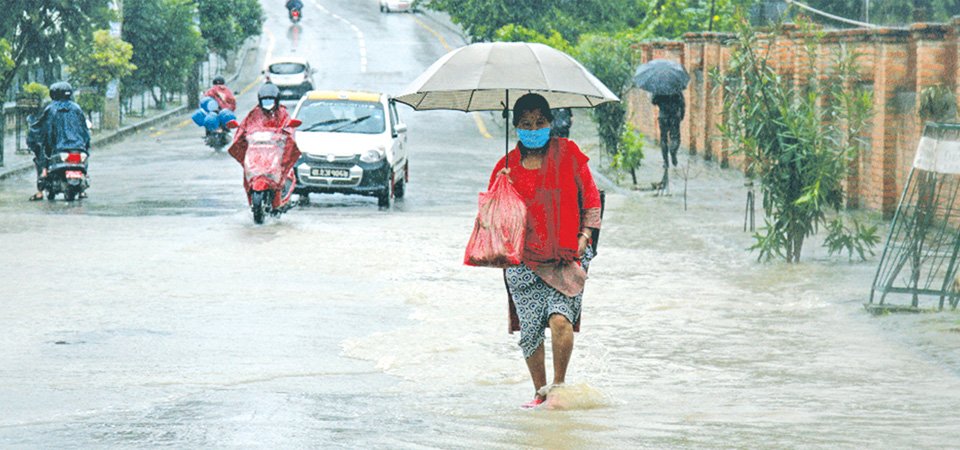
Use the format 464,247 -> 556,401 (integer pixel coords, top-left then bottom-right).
520,397 -> 546,410
28,193 -> 44,201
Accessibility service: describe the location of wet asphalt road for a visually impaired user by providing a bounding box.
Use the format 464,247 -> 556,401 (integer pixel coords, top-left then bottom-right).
3,1 -> 960,448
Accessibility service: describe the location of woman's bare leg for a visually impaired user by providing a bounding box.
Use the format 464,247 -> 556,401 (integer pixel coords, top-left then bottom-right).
524,343 -> 547,398
549,314 -> 574,385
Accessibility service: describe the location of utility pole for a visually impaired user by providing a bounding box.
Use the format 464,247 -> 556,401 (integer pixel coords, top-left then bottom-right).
102,0 -> 123,129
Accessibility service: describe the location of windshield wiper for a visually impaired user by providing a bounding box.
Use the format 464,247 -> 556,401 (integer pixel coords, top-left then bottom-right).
300,118 -> 349,131
329,115 -> 373,132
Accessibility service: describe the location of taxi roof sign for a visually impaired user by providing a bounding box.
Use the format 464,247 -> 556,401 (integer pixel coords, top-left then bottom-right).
305,90 -> 381,103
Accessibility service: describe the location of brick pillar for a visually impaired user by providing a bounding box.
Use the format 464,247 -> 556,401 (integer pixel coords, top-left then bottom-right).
702,33 -> 723,162
868,29 -> 912,218
717,37 -> 734,167
842,30 -> 876,209
910,23 -> 951,177
685,34 -> 706,156
954,17 -> 960,118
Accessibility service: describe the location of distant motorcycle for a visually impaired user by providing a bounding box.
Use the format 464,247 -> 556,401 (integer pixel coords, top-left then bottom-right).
226,118 -> 302,224
288,6 -> 302,23
44,149 -> 89,201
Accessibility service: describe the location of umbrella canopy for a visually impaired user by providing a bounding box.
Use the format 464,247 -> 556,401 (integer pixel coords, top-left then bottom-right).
395,42 -> 619,156
395,42 -> 619,112
633,59 -> 689,96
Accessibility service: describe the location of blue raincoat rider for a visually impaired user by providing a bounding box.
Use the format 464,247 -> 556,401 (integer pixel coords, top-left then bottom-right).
28,81 -> 90,201
286,0 -> 303,12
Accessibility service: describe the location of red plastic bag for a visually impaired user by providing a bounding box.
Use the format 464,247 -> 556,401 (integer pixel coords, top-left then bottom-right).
464,173 -> 527,268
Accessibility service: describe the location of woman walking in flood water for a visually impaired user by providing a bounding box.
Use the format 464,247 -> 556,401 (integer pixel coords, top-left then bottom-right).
488,93 -> 602,409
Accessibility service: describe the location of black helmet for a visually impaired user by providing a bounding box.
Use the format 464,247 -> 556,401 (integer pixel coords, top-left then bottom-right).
257,83 -> 280,111
212,75 -> 225,85
50,81 -> 73,101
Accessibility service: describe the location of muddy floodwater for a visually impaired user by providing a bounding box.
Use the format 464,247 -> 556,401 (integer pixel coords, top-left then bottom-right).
2,1 -> 960,448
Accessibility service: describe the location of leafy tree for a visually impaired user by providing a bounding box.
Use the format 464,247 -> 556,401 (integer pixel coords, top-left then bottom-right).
803,0 -> 960,26
717,18 -> 877,262
633,0 -> 741,39
0,40 -> 14,83
494,24 -> 575,55
428,0 -> 642,42
575,32 -> 642,154
66,30 -> 136,93
197,0 -> 263,55
0,0 -> 112,97
232,0 -> 265,39
123,0 -> 204,106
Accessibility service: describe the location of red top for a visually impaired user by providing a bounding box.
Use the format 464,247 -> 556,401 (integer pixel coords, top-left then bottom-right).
228,105 -> 299,174
205,85 -> 237,112
489,138 -> 601,267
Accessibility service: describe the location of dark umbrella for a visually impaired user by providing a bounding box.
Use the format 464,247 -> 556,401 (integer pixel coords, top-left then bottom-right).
633,59 -> 689,96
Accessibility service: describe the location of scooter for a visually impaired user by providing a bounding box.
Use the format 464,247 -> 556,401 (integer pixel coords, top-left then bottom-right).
289,7 -> 302,23
204,127 -> 231,152
226,118 -> 302,224
44,149 -> 89,201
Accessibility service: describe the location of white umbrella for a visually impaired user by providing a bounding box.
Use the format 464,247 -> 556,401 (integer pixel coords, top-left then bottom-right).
395,42 -> 619,156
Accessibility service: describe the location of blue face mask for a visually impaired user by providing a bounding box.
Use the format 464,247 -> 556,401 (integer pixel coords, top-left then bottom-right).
260,99 -> 276,110
517,127 -> 551,149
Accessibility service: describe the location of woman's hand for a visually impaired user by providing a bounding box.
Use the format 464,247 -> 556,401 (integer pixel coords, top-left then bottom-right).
498,168 -> 511,182
577,231 -> 591,257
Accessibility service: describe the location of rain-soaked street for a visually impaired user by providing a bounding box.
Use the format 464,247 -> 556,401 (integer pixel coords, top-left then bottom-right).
2,1 -> 960,448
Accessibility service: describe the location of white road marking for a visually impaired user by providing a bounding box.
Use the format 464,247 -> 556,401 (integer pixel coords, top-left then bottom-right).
310,0 -> 367,73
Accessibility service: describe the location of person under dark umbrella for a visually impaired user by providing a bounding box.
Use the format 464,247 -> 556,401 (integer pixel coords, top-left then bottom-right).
652,93 -> 684,168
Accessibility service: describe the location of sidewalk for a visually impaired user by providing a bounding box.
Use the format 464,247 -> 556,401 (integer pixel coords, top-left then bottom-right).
0,37 -> 258,181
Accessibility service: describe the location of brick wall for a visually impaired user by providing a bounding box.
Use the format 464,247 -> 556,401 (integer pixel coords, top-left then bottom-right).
627,20 -> 960,217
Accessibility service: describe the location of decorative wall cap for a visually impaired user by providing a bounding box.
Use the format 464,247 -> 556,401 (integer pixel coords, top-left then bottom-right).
909,23 -> 950,39
870,28 -> 911,42
648,41 -> 684,50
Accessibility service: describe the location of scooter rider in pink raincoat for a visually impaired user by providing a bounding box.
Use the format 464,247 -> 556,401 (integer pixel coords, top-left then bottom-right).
227,83 -> 302,206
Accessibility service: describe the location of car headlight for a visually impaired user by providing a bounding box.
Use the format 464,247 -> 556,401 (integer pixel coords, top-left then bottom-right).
360,148 -> 385,163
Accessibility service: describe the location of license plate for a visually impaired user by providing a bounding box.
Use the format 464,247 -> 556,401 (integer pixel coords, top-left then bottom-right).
65,170 -> 84,179
311,167 -> 349,178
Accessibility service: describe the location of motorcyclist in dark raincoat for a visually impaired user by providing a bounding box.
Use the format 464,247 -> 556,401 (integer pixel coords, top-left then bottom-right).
28,81 -> 90,201
286,0 -> 304,15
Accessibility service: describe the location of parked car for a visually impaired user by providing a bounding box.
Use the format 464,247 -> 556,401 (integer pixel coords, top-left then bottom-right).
379,0 -> 412,12
263,56 -> 315,100
292,90 -> 409,208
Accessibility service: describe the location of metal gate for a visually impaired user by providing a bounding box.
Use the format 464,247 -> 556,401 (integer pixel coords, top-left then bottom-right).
868,123 -> 960,312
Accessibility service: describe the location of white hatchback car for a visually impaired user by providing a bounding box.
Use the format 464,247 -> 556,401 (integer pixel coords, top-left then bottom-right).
263,56 -> 315,100
379,0 -> 412,12
292,91 -> 409,208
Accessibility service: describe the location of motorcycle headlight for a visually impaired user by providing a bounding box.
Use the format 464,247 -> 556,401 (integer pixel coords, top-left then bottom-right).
360,148 -> 384,163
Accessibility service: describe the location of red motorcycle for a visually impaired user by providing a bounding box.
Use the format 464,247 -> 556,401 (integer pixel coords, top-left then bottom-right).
226,118 -> 302,224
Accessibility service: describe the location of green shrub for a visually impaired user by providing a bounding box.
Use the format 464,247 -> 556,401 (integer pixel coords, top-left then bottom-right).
612,126 -> 645,185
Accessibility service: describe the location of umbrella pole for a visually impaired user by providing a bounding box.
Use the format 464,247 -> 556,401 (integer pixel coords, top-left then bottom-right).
503,90 -> 509,160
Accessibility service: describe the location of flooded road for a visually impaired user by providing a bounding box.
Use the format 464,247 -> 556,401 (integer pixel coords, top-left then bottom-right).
2,0 -> 959,448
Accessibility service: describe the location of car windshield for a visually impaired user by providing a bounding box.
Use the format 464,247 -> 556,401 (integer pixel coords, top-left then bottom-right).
296,100 -> 385,134
269,63 -> 306,75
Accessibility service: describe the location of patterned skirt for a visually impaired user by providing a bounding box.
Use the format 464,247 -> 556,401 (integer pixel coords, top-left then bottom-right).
505,246 -> 594,358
